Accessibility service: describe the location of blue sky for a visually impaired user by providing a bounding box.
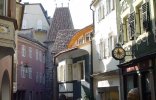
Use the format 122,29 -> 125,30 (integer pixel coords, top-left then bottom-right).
21,0 -> 93,29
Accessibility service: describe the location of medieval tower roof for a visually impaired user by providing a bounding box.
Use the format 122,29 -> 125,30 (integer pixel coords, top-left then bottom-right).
47,7 -> 74,42
51,29 -> 79,53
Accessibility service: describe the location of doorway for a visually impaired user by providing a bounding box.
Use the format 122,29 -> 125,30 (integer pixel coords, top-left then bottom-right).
1,70 -> 10,100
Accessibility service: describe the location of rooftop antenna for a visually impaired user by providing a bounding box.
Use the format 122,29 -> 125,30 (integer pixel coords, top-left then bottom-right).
54,0 -> 70,7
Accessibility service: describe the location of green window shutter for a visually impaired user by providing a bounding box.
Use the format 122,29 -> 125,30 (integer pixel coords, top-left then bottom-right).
128,12 -> 135,40
142,2 -> 150,31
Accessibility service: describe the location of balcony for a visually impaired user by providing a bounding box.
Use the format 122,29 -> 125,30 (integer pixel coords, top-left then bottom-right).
0,16 -> 17,57
59,80 -> 81,99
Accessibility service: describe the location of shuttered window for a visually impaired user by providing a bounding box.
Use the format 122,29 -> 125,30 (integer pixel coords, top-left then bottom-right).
142,2 -> 150,32
123,17 -> 129,43
128,12 -> 135,40
119,23 -> 124,44
0,0 -> 8,16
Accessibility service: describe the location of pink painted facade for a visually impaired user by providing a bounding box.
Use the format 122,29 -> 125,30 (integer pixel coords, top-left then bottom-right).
16,35 -> 47,100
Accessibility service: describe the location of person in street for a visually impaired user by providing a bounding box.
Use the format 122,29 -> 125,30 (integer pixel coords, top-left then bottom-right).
127,88 -> 140,100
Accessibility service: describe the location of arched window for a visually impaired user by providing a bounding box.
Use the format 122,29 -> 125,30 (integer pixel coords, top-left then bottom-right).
37,20 -> 42,30
0,0 -> 8,16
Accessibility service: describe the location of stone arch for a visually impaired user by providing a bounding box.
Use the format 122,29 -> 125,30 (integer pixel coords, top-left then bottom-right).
1,70 -> 10,100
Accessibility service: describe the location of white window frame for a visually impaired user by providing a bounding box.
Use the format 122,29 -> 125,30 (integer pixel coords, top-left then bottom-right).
21,45 -> 26,57
0,0 -> 8,16
28,67 -> 32,79
36,49 -> 38,61
77,60 -> 85,80
78,37 -> 84,45
85,33 -> 91,42
29,47 -> 32,58
21,65 -> 25,78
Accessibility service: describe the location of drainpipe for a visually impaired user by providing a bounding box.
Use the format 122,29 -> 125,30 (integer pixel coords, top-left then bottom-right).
90,2 -> 95,100
52,53 -> 58,100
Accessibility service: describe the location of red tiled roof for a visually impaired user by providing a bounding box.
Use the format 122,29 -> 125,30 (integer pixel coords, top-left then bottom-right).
47,7 -> 74,42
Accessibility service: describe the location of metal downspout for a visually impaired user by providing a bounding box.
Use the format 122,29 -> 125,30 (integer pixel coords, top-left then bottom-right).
90,2 -> 95,100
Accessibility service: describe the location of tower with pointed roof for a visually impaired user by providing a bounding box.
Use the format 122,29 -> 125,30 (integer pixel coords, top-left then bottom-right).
45,5 -> 75,100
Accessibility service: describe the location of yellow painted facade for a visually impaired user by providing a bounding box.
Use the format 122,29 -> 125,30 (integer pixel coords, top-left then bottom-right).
67,24 -> 93,48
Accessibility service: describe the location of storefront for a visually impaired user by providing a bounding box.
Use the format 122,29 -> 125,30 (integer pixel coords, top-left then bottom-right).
118,57 -> 156,100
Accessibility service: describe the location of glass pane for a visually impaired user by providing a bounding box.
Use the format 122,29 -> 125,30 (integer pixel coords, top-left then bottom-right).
127,75 -> 134,93
0,0 -> 4,15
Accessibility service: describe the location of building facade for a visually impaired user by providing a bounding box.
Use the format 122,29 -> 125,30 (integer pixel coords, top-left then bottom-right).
14,3 -> 52,100
0,0 -> 17,100
91,0 -> 120,99
14,31 -> 47,100
55,25 -> 93,99
21,3 -> 50,44
115,0 -> 156,100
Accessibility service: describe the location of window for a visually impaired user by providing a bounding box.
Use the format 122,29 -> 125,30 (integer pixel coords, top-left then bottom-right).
29,47 -> 32,58
21,45 -> 26,57
72,61 -> 85,80
123,16 -> 130,43
142,2 -> 150,32
28,67 -> 32,79
78,62 -> 85,80
22,20 -> 27,29
98,4 -> 104,21
0,0 -> 8,16
85,33 -> 91,42
37,20 -> 42,30
110,0 -> 114,10
36,49 -> 38,61
21,65 -> 25,78
36,72 -> 39,83
98,36 -> 117,59
128,12 -> 135,40
119,23 -> 124,44
137,5 -> 143,35
57,65 -> 65,82
108,36 -> 113,56
98,39 -> 104,59
105,0 -> 114,15
78,37 -> 84,45
39,51 -> 42,62
136,2 -> 150,35
104,39 -> 109,58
